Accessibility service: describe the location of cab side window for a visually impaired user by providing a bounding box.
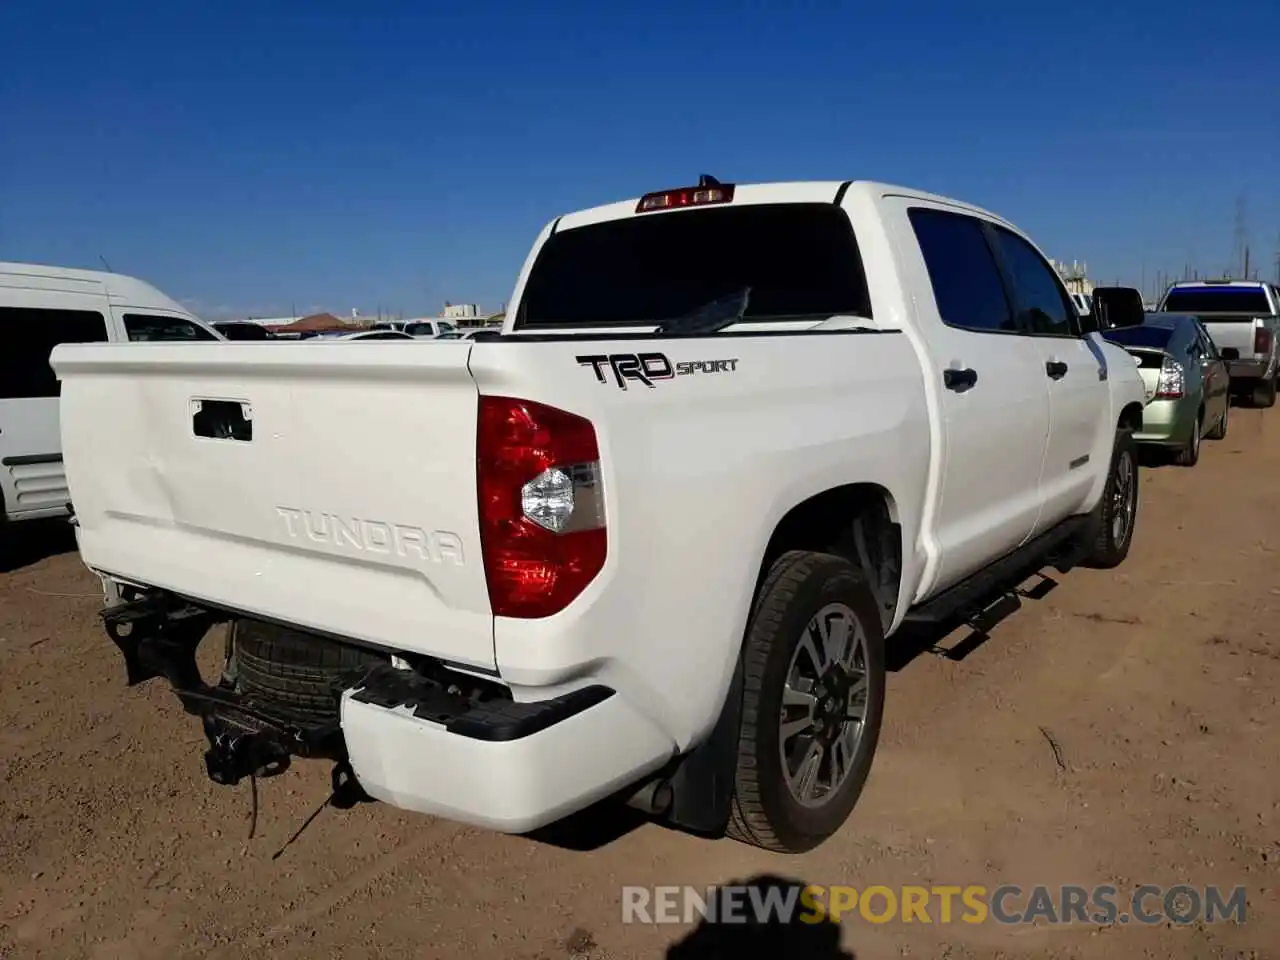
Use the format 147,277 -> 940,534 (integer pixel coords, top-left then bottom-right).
990,226 -> 1080,338
123,313 -> 219,342
908,207 -> 1016,334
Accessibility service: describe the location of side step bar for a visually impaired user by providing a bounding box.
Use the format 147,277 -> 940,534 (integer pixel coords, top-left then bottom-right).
904,516 -> 1088,627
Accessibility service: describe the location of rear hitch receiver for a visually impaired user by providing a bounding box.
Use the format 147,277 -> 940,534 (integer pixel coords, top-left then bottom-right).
202,716 -> 293,787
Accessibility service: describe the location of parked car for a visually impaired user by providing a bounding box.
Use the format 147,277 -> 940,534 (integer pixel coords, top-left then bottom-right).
1101,313 -> 1230,465
329,330 -> 416,341
1156,280 -> 1280,408
403,319 -> 459,338
213,321 -> 276,341
434,328 -> 501,341
51,177 -> 1147,854
1,261 -> 221,531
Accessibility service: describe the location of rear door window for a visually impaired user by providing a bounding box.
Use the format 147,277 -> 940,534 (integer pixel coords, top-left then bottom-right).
516,203 -> 873,329
908,207 -> 1016,334
123,313 -> 219,341
1,306 -> 109,398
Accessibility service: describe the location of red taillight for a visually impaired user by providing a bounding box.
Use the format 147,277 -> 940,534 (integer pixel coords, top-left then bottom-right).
636,183 -> 735,213
476,396 -> 606,619
1254,327 -> 1272,355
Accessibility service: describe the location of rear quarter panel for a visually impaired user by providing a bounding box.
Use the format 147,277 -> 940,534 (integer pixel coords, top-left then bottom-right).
470,333 -> 929,750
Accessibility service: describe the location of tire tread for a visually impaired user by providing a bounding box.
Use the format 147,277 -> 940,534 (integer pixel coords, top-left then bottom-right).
233,620 -> 384,723
727,550 -> 880,853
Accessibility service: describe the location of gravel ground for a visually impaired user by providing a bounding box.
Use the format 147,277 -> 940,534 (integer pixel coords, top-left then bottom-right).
1,407 -> 1277,959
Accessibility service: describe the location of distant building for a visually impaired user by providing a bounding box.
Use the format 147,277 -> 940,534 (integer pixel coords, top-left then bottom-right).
1050,259 -> 1094,296
441,303 -> 479,320
265,312 -> 352,335
243,315 -> 302,327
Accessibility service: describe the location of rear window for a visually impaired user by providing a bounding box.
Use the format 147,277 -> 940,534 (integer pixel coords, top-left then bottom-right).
124,313 -> 219,342
516,203 -> 872,328
1162,286 -> 1273,315
1,306 -> 109,399
1102,325 -> 1173,350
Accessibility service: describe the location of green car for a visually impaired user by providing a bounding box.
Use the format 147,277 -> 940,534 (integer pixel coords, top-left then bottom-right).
1101,313 -> 1231,466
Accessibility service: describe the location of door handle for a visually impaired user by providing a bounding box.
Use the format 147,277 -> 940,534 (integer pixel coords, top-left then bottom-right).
943,367 -> 978,392
1045,360 -> 1068,380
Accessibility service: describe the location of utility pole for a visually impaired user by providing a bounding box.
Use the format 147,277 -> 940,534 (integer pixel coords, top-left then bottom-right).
1233,194 -> 1248,280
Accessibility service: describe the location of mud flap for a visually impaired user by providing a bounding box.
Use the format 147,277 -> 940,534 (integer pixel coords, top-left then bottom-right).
663,654 -> 744,836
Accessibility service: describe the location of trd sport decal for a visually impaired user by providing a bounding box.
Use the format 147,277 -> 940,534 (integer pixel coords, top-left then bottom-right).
576,352 -> 740,390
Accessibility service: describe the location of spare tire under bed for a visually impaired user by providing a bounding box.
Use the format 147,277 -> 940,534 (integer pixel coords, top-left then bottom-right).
228,618 -> 387,725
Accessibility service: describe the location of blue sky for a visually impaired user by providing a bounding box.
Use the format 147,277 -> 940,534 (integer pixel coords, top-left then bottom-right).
2,0 -> 1277,320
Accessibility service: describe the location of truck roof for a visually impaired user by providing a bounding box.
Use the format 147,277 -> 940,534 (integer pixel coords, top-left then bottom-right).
0,260 -> 196,316
553,179 -> 1017,233
1166,279 -> 1273,289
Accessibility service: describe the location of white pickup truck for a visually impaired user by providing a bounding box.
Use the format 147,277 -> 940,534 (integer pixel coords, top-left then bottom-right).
1156,280 -> 1280,408
51,178 -> 1148,854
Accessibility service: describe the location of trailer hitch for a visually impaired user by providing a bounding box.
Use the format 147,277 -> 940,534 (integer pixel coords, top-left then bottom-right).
203,717 -> 293,786
101,593 -> 351,787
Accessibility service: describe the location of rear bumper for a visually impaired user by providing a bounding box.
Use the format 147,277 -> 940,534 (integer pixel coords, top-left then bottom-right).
1133,396 -> 1197,446
1227,358 -> 1273,381
100,593 -> 676,834
343,683 -> 674,832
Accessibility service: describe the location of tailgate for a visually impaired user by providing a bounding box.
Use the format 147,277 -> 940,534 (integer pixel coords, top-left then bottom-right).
1200,316 -> 1263,357
50,340 -> 495,672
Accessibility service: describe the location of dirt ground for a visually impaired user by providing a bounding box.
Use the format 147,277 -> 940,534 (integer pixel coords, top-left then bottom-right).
1,410 -> 1278,960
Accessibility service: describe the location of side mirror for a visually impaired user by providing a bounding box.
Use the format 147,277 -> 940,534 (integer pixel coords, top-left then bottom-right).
1091,286 -> 1146,330
1078,310 -> 1100,334
1220,347 -> 1240,362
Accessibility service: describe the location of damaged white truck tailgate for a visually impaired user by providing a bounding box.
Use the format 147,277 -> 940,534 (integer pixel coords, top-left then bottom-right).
51,178 -> 1147,854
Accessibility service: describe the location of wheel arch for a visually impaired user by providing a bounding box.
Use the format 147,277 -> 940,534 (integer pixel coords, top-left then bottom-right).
753,483 -> 904,636
663,482 -> 903,838
1118,400 -> 1143,433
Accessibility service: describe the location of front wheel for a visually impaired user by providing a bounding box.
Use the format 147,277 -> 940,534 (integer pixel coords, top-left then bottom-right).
1079,428 -> 1139,569
727,551 -> 886,854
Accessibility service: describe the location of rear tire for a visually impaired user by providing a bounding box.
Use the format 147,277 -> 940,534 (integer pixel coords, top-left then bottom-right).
726,551 -> 886,854
1079,428 -> 1139,570
232,619 -> 386,724
1252,376 -> 1276,409
1175,412 -> 1202,467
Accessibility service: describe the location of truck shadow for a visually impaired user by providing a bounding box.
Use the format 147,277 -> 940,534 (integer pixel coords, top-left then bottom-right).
0,518 -> 78,573
887,570 -> 1060,672
664,873 -> 856,959
523,800 -> 652,851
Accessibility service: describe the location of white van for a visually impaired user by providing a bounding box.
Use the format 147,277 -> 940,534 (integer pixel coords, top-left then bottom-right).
1,261 -> 222,526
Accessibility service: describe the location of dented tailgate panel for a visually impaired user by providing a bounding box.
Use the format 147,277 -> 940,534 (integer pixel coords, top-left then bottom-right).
51,341 -> 496,671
